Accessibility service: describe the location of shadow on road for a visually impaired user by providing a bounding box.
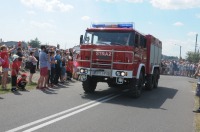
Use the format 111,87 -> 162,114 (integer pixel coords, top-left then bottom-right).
81,86 -> 178,110
40,88 -> 58,94
0,97 -> 3,99
81,87 -> 121,100
11,91 -> 22,95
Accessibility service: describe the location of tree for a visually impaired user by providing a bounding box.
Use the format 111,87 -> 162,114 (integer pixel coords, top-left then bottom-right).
28,38 -> 41,48
186,51 -> 200,63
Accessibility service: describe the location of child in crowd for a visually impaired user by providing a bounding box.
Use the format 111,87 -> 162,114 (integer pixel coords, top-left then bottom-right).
11,54 -> 20,92
17,73 -> 28,91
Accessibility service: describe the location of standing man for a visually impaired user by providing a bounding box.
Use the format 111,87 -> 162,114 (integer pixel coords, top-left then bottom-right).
36,46 -> 48,89
54,50 -> 62,84
16,48 -> 24,69
34,48 -> 40,69
193,60 -> 200,113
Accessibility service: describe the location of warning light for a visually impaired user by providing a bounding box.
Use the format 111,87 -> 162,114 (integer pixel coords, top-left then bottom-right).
91,22 -> 134,29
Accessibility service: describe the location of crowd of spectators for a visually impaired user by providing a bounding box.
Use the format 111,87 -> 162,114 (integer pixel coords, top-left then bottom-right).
0,44 -> 75,91
161,60 -> 197,77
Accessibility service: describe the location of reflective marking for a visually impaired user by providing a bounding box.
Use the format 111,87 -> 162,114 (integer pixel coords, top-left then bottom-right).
6,94 -> 116,132
23,94 -> 121,132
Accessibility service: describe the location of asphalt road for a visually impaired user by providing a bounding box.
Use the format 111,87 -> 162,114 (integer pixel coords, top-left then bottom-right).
0,75 -> 195,132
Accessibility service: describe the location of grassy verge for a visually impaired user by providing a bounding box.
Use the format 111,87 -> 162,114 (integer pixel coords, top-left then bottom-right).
0,83 -> 37,95
193,83 -> 200,132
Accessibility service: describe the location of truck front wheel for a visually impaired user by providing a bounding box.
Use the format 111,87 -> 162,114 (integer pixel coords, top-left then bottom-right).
82,76 -> 97,93
129,72 -> 144,98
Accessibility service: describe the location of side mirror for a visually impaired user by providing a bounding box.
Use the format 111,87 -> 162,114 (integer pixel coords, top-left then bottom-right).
80,35 -> 83,45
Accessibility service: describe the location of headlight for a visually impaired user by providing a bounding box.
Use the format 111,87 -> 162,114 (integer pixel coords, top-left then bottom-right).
121,72 -> 125,76
85,69 -> 88,73
80,69 -> 84,73
116,71 -> 121,76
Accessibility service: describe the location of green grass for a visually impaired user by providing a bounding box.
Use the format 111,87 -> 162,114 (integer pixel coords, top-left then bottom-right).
0,83 -> 37,95
193,83 -> 200,132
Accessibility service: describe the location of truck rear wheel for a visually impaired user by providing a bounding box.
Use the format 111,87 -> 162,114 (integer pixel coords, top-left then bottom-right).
145,74 -> 154,90
129,72 -> 144,98
153,70 -> 159,88
82,76 -> 97,93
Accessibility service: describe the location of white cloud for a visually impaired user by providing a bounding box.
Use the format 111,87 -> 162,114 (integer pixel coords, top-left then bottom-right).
21,0 -> 74,12
96,0 -> 119,2
96,0 -> 143,3
173,22 -> 184,26
125,0 -> 143,3
27,10 -> 36,15
196,13 -> 200,18
147,21 -> 153,25
187,32 -> 198,37
81,16 -> 90,21
150,0 -> 200,10
30,21 -> 56,29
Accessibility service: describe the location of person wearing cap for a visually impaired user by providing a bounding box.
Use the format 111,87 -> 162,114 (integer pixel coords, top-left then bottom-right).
17,73 -> 28,91
11,54 -> 20,92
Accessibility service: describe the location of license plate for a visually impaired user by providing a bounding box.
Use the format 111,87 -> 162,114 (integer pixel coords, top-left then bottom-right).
93,71 -> 109,76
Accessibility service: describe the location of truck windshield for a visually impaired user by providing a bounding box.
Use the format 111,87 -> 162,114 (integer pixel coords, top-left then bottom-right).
84,31 -> 133,46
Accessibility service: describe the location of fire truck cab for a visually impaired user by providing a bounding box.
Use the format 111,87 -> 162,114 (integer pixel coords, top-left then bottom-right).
76,22 -> 162,98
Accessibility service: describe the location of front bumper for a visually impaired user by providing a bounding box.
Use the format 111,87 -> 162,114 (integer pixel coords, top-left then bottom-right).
77,67 -> 133,83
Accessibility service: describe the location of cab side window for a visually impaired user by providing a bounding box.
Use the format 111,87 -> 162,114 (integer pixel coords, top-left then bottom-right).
134,33 -> 139,47
129,33 -> 134,46
140,36 -> 146,48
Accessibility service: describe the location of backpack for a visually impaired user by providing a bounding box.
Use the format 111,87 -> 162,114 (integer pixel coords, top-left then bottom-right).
25,61 -> 33,69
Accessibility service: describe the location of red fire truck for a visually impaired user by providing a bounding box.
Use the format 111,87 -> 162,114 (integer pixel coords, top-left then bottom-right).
76,22 -> 162,98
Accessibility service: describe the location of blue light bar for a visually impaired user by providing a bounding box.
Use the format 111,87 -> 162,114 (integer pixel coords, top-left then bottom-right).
118,24 -> 133,28
91,22 -> 134,29
92,24 -> 105,28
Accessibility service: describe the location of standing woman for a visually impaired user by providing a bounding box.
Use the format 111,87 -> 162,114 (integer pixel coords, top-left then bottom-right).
29,52 -> 38,84
0,45 -> 15,90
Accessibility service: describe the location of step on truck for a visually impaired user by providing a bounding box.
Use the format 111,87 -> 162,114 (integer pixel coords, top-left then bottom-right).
76,22 -> 162,98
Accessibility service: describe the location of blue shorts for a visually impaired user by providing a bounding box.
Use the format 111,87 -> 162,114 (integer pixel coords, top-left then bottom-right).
3,68 -> 9,72
61,67 -> 66,76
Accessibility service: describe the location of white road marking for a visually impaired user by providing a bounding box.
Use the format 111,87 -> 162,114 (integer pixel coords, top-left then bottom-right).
6,94 -> 116,132
23,94 -> 121,132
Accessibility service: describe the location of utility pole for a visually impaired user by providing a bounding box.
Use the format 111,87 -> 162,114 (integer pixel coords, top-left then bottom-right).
180,45 -> 182,60
174,44 -> 182,60
195,34 -> 198,53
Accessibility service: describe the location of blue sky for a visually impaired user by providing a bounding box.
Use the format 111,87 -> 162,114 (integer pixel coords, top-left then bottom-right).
0,0 -> 200,58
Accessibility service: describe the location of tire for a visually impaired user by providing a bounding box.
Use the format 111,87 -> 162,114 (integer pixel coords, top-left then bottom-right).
129,72 -> 144,98
107,82 -> 117,88
153,70 -> 159,89
145,74 -> 154,90
82,76 -> 97,93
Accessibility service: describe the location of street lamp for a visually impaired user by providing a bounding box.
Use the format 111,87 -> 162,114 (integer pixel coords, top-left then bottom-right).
174,44 -> 182,60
